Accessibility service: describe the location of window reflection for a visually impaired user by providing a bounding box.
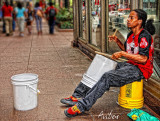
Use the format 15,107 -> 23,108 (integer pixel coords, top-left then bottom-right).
90,0 -> 101,48
82,0 -> 86,39
108,0 -> 130,54
143,0 -> 157,15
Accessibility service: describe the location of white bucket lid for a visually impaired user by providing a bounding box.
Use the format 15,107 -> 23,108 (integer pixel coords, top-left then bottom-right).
11,73 -> 38,83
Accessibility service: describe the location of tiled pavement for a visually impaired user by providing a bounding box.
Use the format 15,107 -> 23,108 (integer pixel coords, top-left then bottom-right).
0,22 -> 154,121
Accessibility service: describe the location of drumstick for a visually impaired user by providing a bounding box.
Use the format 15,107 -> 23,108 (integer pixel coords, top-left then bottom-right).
113,29 -> 118,36
108,29 -> 118,41
95,51 -> 111,58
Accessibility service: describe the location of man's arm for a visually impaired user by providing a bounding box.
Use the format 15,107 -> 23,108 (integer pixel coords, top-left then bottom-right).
111,51 -> 148,64
108,35 -> 125,51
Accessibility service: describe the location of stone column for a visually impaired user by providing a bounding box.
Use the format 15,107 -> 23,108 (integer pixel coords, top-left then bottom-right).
130,0 -> 139,10
86,0 -> 89,43
72,0 -> 79,47
158,0 -> 160,20
101,0 -> 107,52
138,0 -> 143,9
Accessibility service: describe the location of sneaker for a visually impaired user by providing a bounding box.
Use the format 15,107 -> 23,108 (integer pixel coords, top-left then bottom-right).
60,96 -> 79,106
6,33 -> 10,36
64,105 -> 81,118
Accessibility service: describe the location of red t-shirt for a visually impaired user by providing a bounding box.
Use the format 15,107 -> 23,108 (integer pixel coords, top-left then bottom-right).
2,5 -> 13,17
124,29 -> 154,79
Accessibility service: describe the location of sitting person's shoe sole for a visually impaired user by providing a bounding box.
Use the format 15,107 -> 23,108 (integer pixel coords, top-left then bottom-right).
64,105 -> 81,118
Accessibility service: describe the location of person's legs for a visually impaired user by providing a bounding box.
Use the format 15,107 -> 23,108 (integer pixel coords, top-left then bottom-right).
9,17 -> 13,35
12,20 -> 16,31
72,82 -> 91,98
52,20 -> 55,34
17,18 -> 21,34
35,16 -> 40,34
3,19 -> 6,33
4,17 -> 9,35
21,18 -> 25,32
48,20 -> 51,33
28,25 -> 32,34
65,62 -> 144,117
60,82 -> 91,106
19,18 -> 25,36
77,62 -> 143,112
49,19 -> 55,34
39,17 -> 42,34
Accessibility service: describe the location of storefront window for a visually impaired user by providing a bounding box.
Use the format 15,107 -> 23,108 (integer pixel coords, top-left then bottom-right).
143,0 -> 157,15
108,0 -> 130,54
90,0 -> 101,48
82,0 -> 86,40
79,0 -> 86,40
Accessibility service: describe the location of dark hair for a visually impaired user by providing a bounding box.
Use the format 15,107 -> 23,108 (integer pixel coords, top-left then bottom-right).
17,2 -> 23,9
49,2 -> 53,6
133,9 -> 155,35
35,2 -> 39,8
5,1 -> 9,7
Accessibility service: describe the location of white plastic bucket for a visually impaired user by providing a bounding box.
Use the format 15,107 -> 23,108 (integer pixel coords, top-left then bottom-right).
81,54 -> 118,88
11,73 -> 40,111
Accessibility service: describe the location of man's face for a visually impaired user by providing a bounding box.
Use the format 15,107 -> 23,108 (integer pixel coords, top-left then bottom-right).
127,11 -> 141,28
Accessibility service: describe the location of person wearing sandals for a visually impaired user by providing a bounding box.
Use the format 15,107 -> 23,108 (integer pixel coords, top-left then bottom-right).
26,3 -> 34,35
34,2 -> 43,35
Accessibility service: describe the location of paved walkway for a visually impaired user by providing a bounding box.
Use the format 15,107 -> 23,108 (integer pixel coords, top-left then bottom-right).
0,21 -> 153,121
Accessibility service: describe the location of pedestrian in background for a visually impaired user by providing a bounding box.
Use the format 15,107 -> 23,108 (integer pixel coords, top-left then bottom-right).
2,1 -> 13,36
1,2 -> 6,33
12,4 -> 16,32
0,5 -> 2,21
26,2 -> 34,35
34,2 -> 43,35
15,2 -> 26,37
45,2 -> 57,34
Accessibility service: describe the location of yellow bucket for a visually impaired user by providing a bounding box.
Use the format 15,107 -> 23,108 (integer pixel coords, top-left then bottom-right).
118,79 -> 144,109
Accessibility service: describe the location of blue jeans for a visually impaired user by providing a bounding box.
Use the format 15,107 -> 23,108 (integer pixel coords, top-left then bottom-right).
49,19 -> 55,34
3,20 -> 5,32
35,16 -> 42,32
74,62 -> 144,112
12,20 -> 16,31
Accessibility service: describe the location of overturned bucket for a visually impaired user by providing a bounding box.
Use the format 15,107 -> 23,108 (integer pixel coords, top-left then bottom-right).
81,54 -> 117,88
11,73 -> 40,111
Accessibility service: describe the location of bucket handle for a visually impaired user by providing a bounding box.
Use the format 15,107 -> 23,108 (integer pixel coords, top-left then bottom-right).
27,85 -> 40,94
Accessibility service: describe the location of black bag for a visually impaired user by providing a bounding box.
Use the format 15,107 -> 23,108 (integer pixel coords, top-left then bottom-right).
49,8 -> 56,18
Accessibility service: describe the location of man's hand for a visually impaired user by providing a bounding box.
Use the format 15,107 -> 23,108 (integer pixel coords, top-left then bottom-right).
111,51 -> 124,60
108,35 -> 118,42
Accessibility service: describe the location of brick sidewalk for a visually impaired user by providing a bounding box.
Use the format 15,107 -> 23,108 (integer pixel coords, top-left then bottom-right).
0,21 -> 153,121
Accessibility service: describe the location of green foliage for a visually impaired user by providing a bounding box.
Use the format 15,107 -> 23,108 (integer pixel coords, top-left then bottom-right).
60,21 -> 73,29
56,8 -> 73,29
